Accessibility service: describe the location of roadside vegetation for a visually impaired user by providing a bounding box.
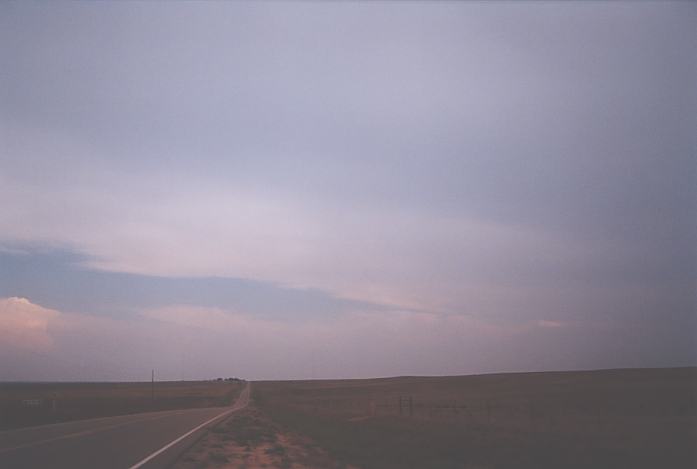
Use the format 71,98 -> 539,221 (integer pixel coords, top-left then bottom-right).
174,401 -> 355,469
0,380 -> 244,430
253,368 -> 696,469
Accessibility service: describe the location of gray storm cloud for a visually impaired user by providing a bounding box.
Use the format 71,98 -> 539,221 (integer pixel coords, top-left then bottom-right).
0,1 -> 694,379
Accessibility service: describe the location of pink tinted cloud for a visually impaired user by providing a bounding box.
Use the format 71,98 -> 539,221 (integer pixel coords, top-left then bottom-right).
0,298 -> 627,381
0,296 -> 59,350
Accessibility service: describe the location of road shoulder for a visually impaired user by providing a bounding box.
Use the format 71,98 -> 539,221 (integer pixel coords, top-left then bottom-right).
172,402 -> 357,469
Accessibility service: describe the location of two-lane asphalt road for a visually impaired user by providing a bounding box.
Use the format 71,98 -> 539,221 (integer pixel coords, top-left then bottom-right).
0,382 -> 250,469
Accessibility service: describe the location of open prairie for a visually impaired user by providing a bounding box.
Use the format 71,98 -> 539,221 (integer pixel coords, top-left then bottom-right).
0,380 -> 244,431
243,368 -> 697,469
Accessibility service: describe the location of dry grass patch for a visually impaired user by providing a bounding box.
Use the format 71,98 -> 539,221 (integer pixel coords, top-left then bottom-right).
0,380 -> 244,430
173,403 -> 357,469
254,368 -> 697,469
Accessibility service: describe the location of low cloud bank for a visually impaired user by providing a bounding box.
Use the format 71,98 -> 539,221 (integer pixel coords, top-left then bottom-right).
1,297 -> 692,382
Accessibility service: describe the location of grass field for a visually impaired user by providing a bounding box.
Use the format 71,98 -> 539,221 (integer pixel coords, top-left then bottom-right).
252,368 -> 697,469
174,404 -> 358,469
0,379 -> 245,431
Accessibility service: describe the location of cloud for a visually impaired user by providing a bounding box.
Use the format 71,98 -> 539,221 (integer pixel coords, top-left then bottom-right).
537,320 -> 563,328
1,2 -> 693,323
0,166 -> 623,317
0,296 -> 58,350
0,297 -> 693,381
141,304 -> 269,333
0,2 -> 694,379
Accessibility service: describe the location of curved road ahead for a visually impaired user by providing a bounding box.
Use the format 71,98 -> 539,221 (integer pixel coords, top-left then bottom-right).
0,382 -> 250,469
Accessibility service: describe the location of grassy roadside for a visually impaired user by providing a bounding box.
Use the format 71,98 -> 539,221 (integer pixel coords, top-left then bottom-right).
173,396 -> 356,469
172,369 -> 696,469
253,369 -> 697,469
0,380 -> 245,431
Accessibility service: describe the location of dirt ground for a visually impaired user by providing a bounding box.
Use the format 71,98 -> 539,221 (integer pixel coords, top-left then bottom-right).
173,403 -> 358,469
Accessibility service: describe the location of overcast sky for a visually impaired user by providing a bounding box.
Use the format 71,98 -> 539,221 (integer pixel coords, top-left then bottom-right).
1,1 -> 695,381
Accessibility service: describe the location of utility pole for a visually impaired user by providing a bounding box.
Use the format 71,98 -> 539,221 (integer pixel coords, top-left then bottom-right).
151,369 -> 155,405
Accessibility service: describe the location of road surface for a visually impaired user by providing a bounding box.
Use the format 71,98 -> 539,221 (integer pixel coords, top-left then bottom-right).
0,382 -> 250,469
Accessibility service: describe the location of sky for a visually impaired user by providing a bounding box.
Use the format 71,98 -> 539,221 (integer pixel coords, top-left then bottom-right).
0,1 -> 695,381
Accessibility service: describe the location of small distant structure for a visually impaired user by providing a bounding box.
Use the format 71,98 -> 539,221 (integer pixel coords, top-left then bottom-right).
21,399 -> 43,408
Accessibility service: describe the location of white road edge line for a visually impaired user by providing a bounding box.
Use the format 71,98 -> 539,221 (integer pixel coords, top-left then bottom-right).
127,383 -> 250,469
